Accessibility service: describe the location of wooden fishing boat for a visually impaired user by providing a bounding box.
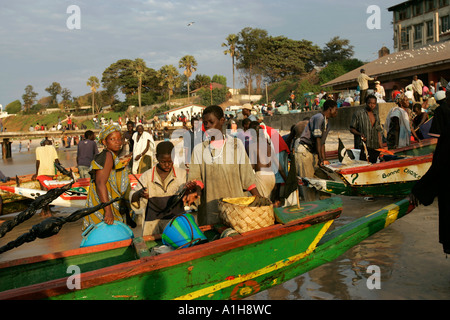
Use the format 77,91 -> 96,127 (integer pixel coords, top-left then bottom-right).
0,174 -> 41,204
0,175 -> 141,209
303,153 -> 433,197
0,168 -> 79,213
0,197 -> 414,300
325,137 -> 436,160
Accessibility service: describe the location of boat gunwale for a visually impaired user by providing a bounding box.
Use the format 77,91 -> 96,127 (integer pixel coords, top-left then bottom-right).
391,138 -> 436,152
0,203 -> 342,300
308,177 -> 418,189
336,153 -> 432,175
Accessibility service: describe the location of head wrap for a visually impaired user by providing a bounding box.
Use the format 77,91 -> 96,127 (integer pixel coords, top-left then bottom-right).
99,124 -> 122,144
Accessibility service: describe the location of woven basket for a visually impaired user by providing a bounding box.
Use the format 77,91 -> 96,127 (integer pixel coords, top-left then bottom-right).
218,197 -> 274,234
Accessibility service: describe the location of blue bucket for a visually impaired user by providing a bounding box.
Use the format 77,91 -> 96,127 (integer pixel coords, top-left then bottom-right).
80,221 -> 134,248
162,213 -> 207,249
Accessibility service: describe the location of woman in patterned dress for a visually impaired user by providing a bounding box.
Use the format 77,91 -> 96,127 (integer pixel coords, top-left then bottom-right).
82,124 -> 133,230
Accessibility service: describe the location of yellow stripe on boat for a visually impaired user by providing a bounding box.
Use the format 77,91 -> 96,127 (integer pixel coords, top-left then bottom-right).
384,204 -> 400,228
174,219 -> 334,300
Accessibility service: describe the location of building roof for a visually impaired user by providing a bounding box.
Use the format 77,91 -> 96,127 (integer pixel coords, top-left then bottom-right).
387,0 -> 415,11
322,40 -> 450,88
163,104 -> 207,114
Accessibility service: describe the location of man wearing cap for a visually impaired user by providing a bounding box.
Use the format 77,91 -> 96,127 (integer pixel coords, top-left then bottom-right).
242,103 -> 257,121
357,69 -> 376,105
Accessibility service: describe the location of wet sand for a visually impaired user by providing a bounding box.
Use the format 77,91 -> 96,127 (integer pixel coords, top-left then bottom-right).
249,197 -> 450,300
1,131 -> 449,300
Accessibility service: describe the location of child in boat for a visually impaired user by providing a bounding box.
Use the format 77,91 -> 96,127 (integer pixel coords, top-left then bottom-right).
130,141 -> 196,236
183,105 -> 261,226
83,124 -> 133,231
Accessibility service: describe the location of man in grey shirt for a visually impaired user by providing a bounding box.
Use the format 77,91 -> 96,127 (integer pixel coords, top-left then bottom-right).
77,130 -> 99,179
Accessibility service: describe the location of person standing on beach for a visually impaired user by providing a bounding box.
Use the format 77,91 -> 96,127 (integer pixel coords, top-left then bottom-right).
247,121 -> 278,199
77,130 -> 99,179
412,75 -> 424,103
357,69 -> 376,105
385,94 -> 420,149
349,94 -> 383,163
183,117 -> 203,168
32,139 -> 61,217
184,105 -> 261,226
121,121 -> 135,159
242,103 -> 257,121
132,124 -> 155,174
295,99 -> 338,201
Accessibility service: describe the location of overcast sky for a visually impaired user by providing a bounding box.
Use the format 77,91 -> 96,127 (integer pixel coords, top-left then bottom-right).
0,0 -> 400,107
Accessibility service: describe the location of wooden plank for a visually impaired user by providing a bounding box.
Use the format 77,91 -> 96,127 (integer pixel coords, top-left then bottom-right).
133,237 -> 152,259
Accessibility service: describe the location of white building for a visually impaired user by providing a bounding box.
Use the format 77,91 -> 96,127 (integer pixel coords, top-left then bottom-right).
389,0 -> 450,51
163,104 -> 206,121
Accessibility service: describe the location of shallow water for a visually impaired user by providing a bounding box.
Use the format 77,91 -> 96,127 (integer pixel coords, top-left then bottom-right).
1,139 -> 78,177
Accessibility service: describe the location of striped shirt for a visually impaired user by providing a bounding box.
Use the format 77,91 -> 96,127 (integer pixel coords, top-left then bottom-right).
350,108 -> 382,150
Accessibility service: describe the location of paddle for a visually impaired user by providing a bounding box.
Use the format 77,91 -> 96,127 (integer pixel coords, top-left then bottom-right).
361,141 -> 371,164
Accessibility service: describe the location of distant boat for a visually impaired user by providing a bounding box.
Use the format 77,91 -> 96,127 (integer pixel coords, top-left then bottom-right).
0,175 -> 141,209
303,153 -> 432,197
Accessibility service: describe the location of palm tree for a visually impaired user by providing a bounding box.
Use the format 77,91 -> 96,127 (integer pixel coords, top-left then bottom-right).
178,55 -> 197,103
222,34 -> 239,96
131,58 -> 147,118
157,65 -> 181,106
86,76 -> 100,115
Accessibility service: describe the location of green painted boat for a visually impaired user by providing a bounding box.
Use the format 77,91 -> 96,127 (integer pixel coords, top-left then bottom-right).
302,178 -> 418,197
304,153 -> 432,198
0,176 -> 40,204
0,169 -> 78,213
326,137 -> 436,160
392,138 -> 436,157
0,196 -> 415,300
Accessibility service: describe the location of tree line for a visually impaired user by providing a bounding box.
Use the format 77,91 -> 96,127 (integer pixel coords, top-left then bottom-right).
8,27 -> 362,115
222,28 -> 360,96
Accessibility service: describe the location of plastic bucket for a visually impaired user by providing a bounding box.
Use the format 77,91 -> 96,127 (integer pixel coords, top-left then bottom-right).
162,213 -> 207,249
80,221 -> 134,248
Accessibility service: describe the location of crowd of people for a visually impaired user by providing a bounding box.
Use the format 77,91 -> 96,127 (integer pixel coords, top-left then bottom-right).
21,74 -> 449,252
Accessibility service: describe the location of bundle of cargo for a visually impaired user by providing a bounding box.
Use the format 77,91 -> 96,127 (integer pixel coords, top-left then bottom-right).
218,196 -> 274,233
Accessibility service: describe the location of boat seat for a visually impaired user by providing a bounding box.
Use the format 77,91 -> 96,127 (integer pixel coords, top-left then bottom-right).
274,198 -> 341,225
